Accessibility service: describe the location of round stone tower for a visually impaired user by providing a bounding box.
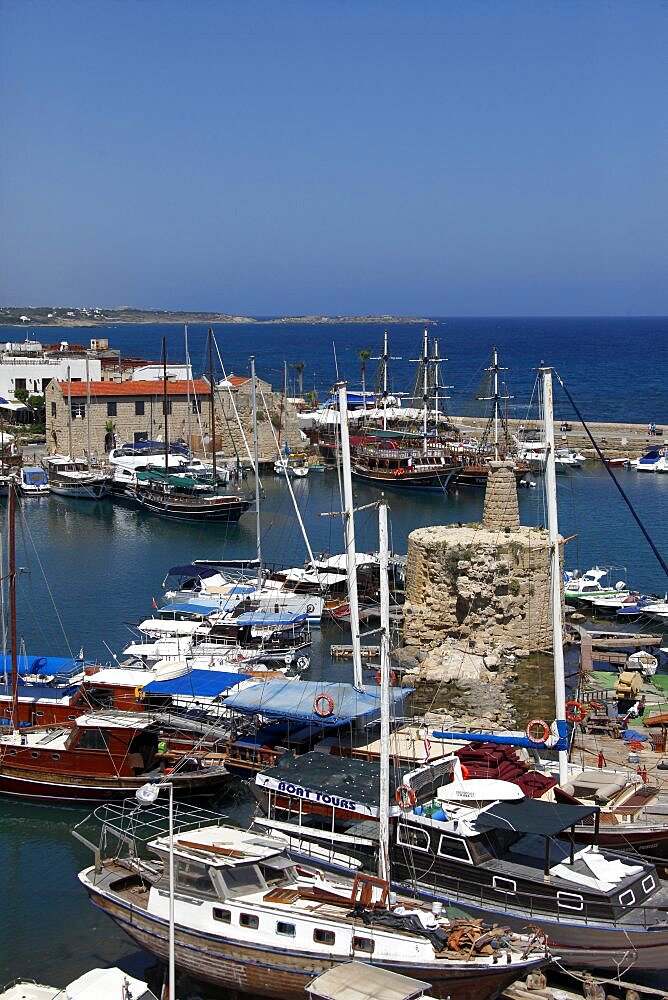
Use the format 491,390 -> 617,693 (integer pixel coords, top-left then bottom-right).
403,462 -> 562,653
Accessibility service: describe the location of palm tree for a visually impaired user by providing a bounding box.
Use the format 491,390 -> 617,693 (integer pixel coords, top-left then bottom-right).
358,348 -> 372,399
291,360 -> 306,398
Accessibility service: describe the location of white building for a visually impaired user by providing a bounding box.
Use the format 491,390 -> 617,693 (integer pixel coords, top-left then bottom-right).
0,340 -> 103,401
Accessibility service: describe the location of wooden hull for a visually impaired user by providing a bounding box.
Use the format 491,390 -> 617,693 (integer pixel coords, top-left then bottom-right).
84,883 -> 540,1000
351,467 -> 459,493
133,490 -> 251,522
0,764 -> 232,802
49,480 -> 111,500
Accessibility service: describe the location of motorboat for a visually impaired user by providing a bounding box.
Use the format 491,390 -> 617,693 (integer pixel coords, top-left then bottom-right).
563,567 -> 629,603
632,447 -> 668,472
274,452 -> 309,477
554,446 -> 586,467
624,650 -> 658,677
0,966 -> 158,1000
41,454 -> 111,499
16,466 -> 49,496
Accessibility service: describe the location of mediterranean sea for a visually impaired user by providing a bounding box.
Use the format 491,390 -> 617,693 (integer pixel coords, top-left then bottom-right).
0,317 -> 666,997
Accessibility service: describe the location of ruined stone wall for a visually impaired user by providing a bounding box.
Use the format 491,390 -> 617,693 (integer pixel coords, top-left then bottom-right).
403,523 -> 562,653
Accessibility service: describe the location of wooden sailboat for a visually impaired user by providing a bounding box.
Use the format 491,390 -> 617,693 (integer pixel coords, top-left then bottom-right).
130,337 -> 251,523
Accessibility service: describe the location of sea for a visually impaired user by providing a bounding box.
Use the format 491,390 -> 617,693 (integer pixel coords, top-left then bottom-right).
0,317 -> 666,997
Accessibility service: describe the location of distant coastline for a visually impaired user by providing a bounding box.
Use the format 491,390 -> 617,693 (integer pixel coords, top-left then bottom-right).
0,306 -> 433,328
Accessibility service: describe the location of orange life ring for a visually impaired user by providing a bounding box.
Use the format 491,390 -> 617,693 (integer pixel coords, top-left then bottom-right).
376,669 -> 397,686
313,693 -> 335,718
526,719 -> 550,745
460,764 -> 470,779
395,785 -> 416,810
565,700 -> 586,723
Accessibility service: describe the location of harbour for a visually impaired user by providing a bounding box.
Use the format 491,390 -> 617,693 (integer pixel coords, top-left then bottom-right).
0,319 -> 665,1000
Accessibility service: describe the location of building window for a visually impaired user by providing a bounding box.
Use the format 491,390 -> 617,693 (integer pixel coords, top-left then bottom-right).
313,928 -> 335,946
192,399 -> 201,414
107,402 -> 117,417
71,404 -> 86,420
135,401 -> 145,416
15,378 -> 26,390
162,400 -> 172,416
239,913 -> 259,929
51,402 -> 57,418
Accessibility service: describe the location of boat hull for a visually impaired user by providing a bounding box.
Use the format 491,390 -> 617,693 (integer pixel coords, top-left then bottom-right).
133,491 -> 251,522
49,481 -> 111,499
83,881 -> 540,1000
0,765 -> 232,803
351,468 -> 459,493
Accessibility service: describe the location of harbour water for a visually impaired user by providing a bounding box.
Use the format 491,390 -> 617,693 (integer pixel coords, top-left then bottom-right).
0,318 -> 667,996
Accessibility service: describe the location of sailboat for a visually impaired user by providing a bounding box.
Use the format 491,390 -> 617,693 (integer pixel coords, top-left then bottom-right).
42,363 -> 111,499
76,480 -> 550,998
129,338 -> 252,523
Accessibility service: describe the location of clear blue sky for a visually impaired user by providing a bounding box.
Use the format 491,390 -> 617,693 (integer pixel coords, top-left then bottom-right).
0,0 -> 666,316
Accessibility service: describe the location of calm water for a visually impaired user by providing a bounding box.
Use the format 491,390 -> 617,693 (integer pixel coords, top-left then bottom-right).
0,318 -> 667,994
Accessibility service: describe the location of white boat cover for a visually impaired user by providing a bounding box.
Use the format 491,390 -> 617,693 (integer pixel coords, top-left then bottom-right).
306,960 -> 431,1000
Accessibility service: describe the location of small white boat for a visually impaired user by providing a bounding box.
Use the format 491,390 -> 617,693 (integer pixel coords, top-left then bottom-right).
625,651 -> 658,677
274,452 -> 309,477
563,567 -> 629,603
0,967 -> 157,1000
554,446 -> 586,468
632,447 -> 668,472
16,467 -> 49,496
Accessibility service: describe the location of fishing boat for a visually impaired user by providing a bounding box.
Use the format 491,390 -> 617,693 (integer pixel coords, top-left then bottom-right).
42,454 -> 111,499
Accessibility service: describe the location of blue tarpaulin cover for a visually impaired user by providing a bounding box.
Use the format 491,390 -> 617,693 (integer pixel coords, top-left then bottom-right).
223,679 -> 411,726
161,602 -> 218,617
142,669 -> 243,698
0,654 -> 85,677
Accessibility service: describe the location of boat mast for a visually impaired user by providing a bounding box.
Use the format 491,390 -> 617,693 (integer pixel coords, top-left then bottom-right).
67,365 -> 73,459
208,328 -> 217,486
378,496 -> 391,883
338,383 -> 363,690
372,331 -> 401,432
421,328 -> 429,455
162,337 -> 169,475
9,482 -> 18,734
478,346 -> 510,461
250,356 -> 262,578
184,326 -> 192,455
85,358 -> 91,467
540,366 -> 569,785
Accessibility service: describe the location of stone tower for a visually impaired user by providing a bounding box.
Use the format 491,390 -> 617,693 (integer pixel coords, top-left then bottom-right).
403,463 -> 562,653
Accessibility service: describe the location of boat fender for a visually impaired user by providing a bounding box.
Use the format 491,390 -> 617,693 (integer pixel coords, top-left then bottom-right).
313,692 -> 335,717
134,686 -> 144,701
525,719 -> 550,745
395,784 -> 416,809
375,669 -> 397,686
296,655 -> 310,671
565,700 -> 586,723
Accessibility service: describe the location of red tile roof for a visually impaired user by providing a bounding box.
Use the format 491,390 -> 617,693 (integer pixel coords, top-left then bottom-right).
227,375 -> 249,386
57,379 -> 211,398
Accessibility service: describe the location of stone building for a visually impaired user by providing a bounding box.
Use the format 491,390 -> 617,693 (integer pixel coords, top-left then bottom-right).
403,461 -> 563,654
44,373 -> 304,462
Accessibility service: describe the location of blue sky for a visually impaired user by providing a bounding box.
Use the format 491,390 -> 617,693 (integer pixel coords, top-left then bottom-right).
0,0 -> 666,316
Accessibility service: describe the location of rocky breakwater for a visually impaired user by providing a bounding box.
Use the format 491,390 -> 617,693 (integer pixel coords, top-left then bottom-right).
398,460 -> 563,725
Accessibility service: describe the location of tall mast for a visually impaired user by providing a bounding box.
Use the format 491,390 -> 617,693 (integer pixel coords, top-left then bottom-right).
337,383 -> 363,690
371,331 -> 401,431
378,497 -> 391,884
208,328 -> 217,486
540,366 -> 568,785
67,365 -> 73,459
162,337 -> 169,474
478,346 -> 510,460
9,483 -> 18,734
85,358 -> 91,467
184,326 -> 192,455
432,338 -> 440,434
250,357 -> 262,577
421,328 -> 429,454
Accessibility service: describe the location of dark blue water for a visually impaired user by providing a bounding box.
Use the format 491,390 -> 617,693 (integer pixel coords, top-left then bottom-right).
1,318 -> 667,994
5,316 -> 668,423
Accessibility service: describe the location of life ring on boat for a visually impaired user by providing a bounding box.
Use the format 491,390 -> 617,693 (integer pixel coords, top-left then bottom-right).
395,785 -> 416,810
313,693 -> 335,718
376,669 -> 397,686
460,764 -> 470,779
305,604 -> 315,615
525,719 -> 550,745
565,700 -> 587,723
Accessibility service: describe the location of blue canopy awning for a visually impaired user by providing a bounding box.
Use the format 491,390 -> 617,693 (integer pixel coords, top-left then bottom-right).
165,564 -> 221,580
161,602 -> 218,618
223,679 -> 411,726
142,669 -> 244,698
0,654 -> 87,678
235,610 -> 307,627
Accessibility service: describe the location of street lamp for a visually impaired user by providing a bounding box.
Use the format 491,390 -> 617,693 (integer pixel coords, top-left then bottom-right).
136,781 -> 175,1000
